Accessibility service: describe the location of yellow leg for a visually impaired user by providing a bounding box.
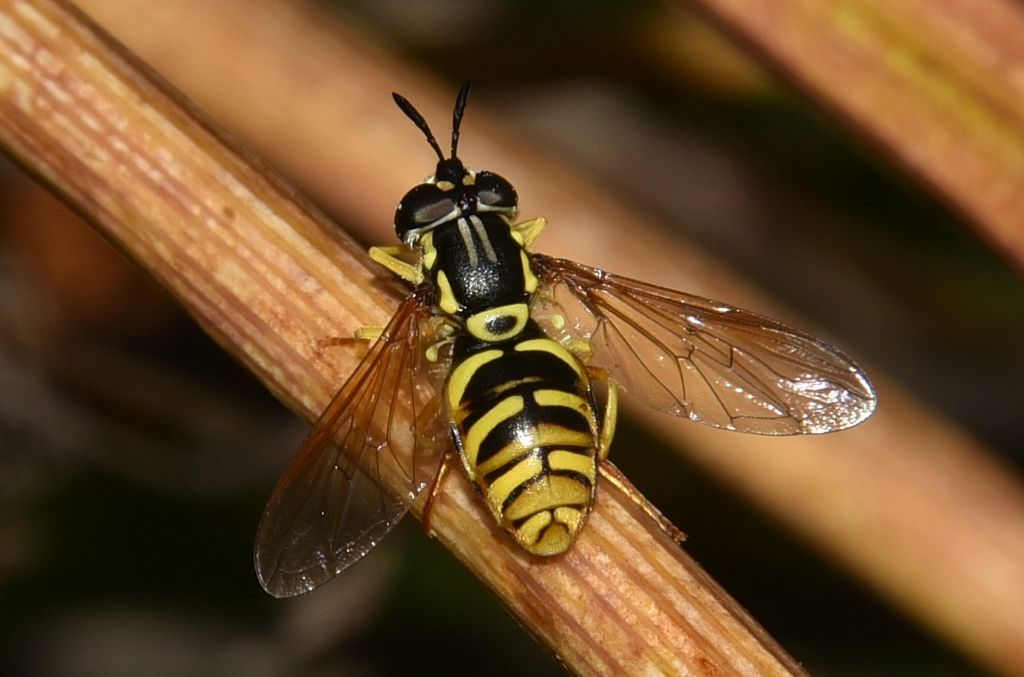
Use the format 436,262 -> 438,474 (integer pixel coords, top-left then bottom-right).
562,336 -> 594,362
315,335 -> 364,351
316,245 -> 419,353
315,326 -> 383,356
420,318 -> 457,363
588,366 -> 617,461
369,245 -> 424,285
513,217 -> 547,247
354,326 -> 384,341
588,366 -> 685,544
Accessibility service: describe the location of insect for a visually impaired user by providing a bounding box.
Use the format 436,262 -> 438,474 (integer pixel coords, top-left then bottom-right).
254,82 -> 877,597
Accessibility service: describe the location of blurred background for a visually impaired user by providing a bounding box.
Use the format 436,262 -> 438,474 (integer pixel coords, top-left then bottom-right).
1,0 -> 1022,674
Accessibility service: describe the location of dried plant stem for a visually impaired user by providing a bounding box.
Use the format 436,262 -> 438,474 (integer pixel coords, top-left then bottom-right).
0,0 -> 804,674
683,0 -> 1024,271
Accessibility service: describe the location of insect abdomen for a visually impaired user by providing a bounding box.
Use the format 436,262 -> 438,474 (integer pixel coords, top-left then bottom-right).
447,324 -> 598,555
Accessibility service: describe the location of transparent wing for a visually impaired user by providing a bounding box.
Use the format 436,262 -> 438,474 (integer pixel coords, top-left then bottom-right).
255,291 -> 450,598
532,255 -> 876,435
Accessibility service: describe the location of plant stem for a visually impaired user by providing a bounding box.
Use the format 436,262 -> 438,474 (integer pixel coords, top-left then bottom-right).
0,1 -> 804,673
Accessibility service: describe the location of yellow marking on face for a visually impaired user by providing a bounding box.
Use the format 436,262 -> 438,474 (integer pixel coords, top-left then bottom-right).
463,172 -> 476,185
548,450 -> 596,478
436,270 -> 459,315
514,338 -> 584,377
521,251 -> 538,293
463,395 -> 524,468
436,180 -> 455,191
486,453 -> 542,514
465,303 -> 530,342
446,349 -> 502,412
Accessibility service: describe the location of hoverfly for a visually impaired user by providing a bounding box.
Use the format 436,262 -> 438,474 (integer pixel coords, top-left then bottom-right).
254,82 -> 877,597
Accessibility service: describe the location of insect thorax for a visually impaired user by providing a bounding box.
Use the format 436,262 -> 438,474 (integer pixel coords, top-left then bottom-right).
421,212 -> 539,343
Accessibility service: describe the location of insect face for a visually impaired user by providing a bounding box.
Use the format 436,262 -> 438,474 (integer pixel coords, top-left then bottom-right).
394,159 -> 518,247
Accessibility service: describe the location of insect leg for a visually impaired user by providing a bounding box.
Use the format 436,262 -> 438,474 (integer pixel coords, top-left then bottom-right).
512,216 -> 547,247
589,366 -> 685,544
346,312 -> 455,359
587,366 -> 618,461
421,450 -> 456,536
314,327 -> 384,357
369,245 -> 424,284
598,462 -> 686,544
422,319 -> 457,363
562,335 -> 594,362
354,327 -> 384,341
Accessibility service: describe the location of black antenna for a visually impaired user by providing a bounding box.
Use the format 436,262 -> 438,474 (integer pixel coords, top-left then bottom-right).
392,91 -> 445,162
393,81 -> 473,162
450,80 -> 472,159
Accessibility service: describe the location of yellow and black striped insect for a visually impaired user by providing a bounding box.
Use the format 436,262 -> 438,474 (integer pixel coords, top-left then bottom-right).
254,82 -> 877,597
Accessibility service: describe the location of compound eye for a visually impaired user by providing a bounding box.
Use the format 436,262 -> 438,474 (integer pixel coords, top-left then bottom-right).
413,197 -> 456,223
395,183 -> 457,236
474,171 -> 517,208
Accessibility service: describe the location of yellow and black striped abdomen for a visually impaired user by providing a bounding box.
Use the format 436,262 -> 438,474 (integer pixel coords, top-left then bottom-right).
446,323 -> 599,556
